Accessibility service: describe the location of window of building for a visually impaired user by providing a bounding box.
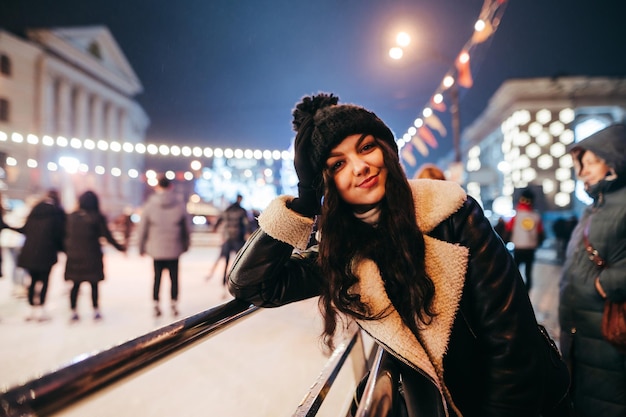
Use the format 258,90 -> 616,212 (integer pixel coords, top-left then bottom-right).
0,54 -> 11,76
0,98 -> 9,122
88,42 -> 102,60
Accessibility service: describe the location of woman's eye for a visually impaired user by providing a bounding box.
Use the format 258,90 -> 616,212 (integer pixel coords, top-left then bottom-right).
330,161 -> 344,172
361,142 -> 376,152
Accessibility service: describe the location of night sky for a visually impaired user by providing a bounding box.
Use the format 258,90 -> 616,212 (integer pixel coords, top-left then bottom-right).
1,0 -> 625,167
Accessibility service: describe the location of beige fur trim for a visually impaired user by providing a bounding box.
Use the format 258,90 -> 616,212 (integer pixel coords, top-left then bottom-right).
257,196 -> 314,250
409,179 -> 466,233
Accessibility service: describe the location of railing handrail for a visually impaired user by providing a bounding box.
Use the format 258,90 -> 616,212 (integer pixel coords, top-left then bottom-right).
353,346 -> 402,417
0,299 -> 259,417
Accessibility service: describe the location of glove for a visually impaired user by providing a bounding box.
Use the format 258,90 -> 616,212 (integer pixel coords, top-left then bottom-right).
288,117 -> 321,217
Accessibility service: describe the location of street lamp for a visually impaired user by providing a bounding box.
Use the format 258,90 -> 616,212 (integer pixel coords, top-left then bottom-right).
389,33 -> 463,165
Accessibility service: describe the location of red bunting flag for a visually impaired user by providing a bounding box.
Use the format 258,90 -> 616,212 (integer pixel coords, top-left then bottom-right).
424,113 -> 447,136
411,135 -> 430,157
430,96 -> 447,112
418,126 -> 438,148
455,50 -> 473,88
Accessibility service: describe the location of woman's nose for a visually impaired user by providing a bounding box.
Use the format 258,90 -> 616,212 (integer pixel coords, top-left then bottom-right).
352,158 -> 369,176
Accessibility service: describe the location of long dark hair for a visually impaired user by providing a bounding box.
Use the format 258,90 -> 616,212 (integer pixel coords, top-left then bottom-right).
317,139 -> 436,350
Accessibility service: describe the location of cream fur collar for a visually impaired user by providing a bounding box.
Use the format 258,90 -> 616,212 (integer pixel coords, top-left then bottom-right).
257,179 -> 469,415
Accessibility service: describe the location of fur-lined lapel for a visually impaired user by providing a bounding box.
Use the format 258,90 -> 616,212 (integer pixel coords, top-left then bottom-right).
354,179 -> 468,385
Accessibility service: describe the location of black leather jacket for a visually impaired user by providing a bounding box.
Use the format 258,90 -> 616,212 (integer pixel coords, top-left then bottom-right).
228,183 -> 570,417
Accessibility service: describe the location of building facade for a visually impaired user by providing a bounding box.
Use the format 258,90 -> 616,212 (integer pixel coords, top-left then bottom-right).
458,76 -> 626,219
0,26 -> 149,214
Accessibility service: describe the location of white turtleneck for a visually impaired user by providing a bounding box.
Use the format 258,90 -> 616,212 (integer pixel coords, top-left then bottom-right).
353,205 -> 381,226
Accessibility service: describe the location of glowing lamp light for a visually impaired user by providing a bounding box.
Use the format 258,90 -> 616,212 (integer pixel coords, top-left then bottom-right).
244,149 -> 253,159
536,131 -> 552,147
253,150 -> 263,159
555,192 -> 571,207
147,144 -> 158,155
6,157 -> 17,166
559,108 -> 575,124
159,145 -> 170,155
443,76 -> 455,88
42,135 -> 54,146
27,159 -> 38,168
389,47 -> 403,60
111,167 -> 122,177
110,141 -> 122,152
536,109 -> 552,125
190,160 -> 202,170
146,169 -> 157,179
414,118 -> 423,128
182,146 -> 192,157
542,179 -> 555,193
263,150 -> 272,160
165,170 -> 175,180
47,162 -> 58,171
193,147 -> 202,157
135,143 -> 146,154
170,145 -> 181,156
59,156 -> 79,173
559,130 -> 575,145
537,154 -> 553,170
272,150 -> 281,160
11,133 -> 24,143
555,167 -> 572,181
97,140 -> 109,150
0,131 -> 7,141
184,171 -> 194,181
549,121 -> 565,136
27,134 -> 39,144
95,165 -> 105,175
84,139 -> 95,149
128,169 -> 139,178
214,148 -> 224,158
525,143 -> 541,159
264,168 -> 273,177
204,147 -> 213,158
528,122 -> 543,137
224,148 -> 234,158
70,138 -> 82,149
396,32 -> 410,47
123,142 -> 135,152
408,127 -> 416,136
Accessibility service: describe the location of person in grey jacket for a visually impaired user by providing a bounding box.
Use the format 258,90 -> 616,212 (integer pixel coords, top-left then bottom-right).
228,93 -> 572,416
138,176 -> 190,317
559,123 -> 626,417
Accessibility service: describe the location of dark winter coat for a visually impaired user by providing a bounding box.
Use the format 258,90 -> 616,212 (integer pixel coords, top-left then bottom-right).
229,180 -> 571,417
64,210 -> 125,283
17,199 -> 66,272
559,124 -> 626,417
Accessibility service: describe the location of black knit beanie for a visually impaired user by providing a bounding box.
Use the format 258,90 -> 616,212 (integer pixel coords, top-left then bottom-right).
292,93 -> 397,179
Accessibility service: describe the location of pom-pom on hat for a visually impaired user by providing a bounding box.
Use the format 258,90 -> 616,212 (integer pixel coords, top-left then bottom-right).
292,93 -> 397,180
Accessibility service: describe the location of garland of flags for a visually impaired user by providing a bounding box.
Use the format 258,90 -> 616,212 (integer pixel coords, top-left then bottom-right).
397,0 -> 508,167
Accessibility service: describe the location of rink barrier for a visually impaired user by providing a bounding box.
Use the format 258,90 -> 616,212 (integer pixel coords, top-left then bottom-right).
0,299 -> 259,417
0,299 -> 400,417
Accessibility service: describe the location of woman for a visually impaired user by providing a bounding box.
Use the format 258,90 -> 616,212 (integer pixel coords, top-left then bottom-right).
559,123 -> 626,417
15,189 -> 66,322
228,93 -> 571,416
65,190 -> 126,321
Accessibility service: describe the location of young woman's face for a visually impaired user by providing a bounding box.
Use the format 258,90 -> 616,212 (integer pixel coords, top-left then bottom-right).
578,150 -> 611,187
325,133 -> 387,213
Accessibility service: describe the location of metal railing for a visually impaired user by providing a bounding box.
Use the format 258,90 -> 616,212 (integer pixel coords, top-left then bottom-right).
0,299 -> 399,417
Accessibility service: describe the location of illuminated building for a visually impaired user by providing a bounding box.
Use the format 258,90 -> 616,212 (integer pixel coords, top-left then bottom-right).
458,76 -> 626,217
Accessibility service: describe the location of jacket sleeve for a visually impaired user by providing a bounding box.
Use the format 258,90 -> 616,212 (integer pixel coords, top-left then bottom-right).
227,196 -> 322,307
99,215 -> 125,252
433,196 -> 554,416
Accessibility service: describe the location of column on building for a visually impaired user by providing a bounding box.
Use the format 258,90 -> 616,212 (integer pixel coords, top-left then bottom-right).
89,94 -> 106,192
104,101 -> 118,198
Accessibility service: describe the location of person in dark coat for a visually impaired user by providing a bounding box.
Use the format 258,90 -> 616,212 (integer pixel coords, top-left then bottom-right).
228,93 -> 572,416
559,123 -> 626,417
65,191 -> 126,321
208,194 -> 249,289
14,189 -> 66,322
